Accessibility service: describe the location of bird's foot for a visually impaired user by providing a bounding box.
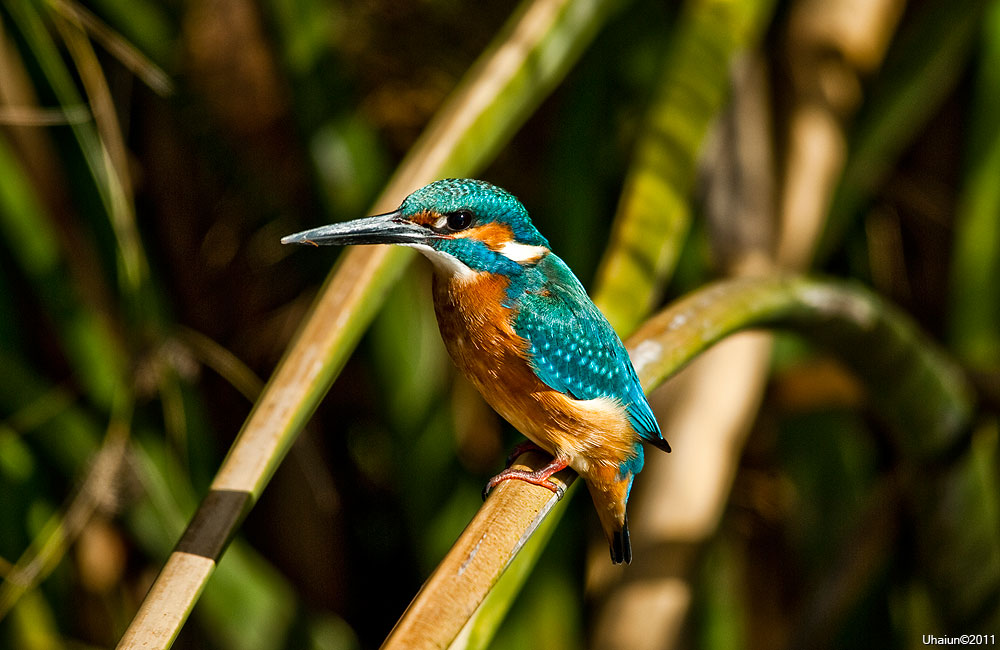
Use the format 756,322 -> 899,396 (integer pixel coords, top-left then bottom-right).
482,453 -> 568,501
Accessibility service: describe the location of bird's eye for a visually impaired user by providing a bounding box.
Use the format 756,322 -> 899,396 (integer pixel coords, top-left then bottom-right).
446,210 -> 474,231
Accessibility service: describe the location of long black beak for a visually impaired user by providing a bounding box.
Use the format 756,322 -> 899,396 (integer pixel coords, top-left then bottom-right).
281,210 -> 431,247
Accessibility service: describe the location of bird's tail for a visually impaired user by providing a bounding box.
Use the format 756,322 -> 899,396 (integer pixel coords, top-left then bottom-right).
611,514 -> 632,564
647,435 -> 671,453
586,477 -> 632,565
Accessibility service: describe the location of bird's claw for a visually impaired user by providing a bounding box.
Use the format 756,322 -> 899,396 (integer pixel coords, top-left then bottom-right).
481,470 -> 566,501
482,442 -> 569,500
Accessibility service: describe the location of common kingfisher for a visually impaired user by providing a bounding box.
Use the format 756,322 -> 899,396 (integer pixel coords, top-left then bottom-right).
282,179 -> 670,564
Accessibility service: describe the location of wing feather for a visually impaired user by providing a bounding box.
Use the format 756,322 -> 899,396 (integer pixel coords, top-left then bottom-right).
512,256 -> 667,449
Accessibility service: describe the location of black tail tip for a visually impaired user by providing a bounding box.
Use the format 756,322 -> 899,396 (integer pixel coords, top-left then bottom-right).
610,517 -> 632,565
652,437 -> 672,453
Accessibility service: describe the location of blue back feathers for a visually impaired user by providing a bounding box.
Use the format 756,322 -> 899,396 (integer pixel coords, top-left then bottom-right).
512,255 -> 662,452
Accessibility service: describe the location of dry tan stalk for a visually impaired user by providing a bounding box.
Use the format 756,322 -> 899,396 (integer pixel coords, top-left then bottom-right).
776,0 -> 905,269
382,452 -> 573,650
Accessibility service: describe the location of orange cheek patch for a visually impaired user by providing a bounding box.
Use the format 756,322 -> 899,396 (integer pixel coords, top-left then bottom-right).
453,222 -> 513,250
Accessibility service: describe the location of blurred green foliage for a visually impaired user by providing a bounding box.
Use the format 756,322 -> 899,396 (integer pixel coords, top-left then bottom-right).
0,0 -> 998,648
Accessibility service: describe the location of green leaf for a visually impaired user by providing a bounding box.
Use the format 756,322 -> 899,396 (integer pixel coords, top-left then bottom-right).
948,0 -> 1000,367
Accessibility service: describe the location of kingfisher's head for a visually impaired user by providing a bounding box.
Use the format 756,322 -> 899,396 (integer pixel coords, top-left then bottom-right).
282,179 -> 551,278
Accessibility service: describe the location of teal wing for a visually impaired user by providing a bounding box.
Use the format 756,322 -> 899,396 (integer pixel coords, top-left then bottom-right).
511,257 -> 667,450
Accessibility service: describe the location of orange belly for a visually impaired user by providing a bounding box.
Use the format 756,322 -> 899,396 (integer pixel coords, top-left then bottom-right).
432,273 -> 638,482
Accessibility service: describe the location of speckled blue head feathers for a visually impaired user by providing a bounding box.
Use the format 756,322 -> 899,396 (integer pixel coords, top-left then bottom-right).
399,179 -> 549,249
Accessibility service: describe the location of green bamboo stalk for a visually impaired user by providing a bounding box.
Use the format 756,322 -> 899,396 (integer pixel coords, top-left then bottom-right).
948,0 -> 1000,368
628,276 -> 973,454
117,0 -> 624,646
592,0 -> 777,336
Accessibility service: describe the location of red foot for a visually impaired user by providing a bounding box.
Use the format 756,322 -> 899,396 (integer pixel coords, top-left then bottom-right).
482,446 -> 568,501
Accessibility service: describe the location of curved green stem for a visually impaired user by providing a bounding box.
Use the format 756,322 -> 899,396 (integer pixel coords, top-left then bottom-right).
629,275 -> 974,458
630,276 -> 996,631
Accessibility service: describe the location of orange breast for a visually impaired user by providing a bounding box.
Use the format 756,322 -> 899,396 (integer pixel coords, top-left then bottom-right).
432,273 -> 639,482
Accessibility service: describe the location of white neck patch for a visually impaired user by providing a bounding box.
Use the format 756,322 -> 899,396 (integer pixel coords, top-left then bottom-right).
405,243 -> 478,281
498,241 -> 549,264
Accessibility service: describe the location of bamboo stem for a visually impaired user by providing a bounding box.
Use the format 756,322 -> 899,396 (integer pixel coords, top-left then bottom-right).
382,453 -> 573,650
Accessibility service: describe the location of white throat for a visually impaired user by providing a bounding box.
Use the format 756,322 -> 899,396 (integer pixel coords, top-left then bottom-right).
404,243 -> 478,281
